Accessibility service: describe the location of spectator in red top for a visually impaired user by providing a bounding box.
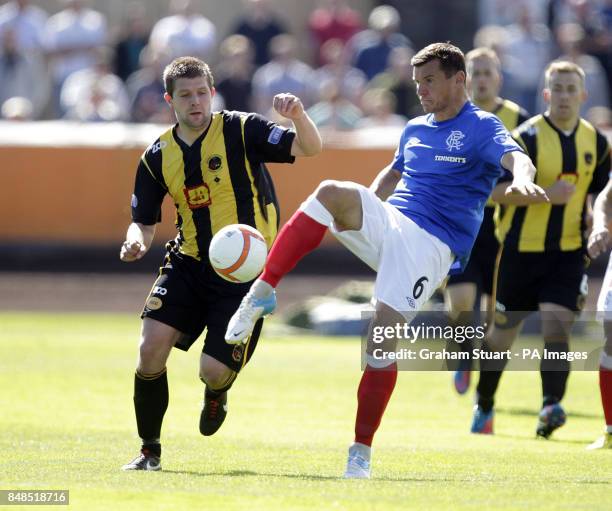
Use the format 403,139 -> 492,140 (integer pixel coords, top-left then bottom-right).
308,0 -> 363,65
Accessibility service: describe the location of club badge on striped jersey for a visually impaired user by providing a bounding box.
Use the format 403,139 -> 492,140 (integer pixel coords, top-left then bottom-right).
208,155 -> 222,171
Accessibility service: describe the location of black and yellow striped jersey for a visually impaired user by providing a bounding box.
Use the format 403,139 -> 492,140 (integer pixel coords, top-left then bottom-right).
131,110 -> 296,261
485,99 -> 529,208
497,114 -> 611,252
492,99 -> 530,133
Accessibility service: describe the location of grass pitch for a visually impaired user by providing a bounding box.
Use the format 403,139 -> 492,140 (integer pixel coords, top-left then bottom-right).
0,312 -> 610,510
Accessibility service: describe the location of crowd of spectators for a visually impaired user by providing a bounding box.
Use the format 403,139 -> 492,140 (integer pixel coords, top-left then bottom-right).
0,0 -> 609,130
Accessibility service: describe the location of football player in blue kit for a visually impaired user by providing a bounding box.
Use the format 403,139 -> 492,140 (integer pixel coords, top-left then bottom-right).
225,42 -> 548,478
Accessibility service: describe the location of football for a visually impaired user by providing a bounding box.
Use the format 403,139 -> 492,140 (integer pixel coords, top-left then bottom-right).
209,224 -> 268,283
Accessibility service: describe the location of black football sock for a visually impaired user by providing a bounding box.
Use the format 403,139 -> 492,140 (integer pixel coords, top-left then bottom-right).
476,342 -> 509,412
540,342 -> 570,406
134,368 -> 168,456
142,442 -> 161,458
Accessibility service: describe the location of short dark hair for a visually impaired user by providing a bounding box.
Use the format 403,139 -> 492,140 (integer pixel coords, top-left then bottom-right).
163,56 -> 214,97
411,42 -> 466,78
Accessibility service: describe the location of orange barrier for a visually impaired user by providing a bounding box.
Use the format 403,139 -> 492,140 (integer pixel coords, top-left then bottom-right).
3,121 -> 610,249
0,122 -> 396,246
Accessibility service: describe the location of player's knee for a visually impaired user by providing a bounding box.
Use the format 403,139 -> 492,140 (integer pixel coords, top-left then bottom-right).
542,320 -> 571,343
199,364 -> 235,391
315,180 -> 355,209
138,335 -> 170,366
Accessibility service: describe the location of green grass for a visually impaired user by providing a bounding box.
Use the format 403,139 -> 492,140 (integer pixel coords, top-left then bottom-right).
0,312 -> 610,510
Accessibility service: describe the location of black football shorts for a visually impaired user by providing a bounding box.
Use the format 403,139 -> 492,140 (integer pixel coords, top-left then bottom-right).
141,251 -> 263,372
494,248 -> 588,329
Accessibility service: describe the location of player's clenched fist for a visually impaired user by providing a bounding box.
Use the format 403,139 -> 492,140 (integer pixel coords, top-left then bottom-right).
120,240 -> 146,262
273,93 -> 304,120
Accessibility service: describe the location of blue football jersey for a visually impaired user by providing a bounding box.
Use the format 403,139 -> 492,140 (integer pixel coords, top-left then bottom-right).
388,101 -> 522,273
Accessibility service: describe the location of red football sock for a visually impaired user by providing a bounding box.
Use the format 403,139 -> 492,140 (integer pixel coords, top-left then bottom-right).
354,363 -> 398,446
261,211 -> 328,287
600,366 -> 612,427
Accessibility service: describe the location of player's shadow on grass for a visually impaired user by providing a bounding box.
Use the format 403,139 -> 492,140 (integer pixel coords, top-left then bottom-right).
163,469 -> 339,480
496,407 -> 600,419
162,469 -> 417,481
493,433 -> 600,445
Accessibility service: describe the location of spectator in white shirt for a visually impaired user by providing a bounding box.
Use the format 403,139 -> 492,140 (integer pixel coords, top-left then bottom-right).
0,0 -> 48,54
252,34 -> 314,115
60,46 -> 129,122
44,0 -> 107,115
0,27 -> 49,118
149,0 -> 216,60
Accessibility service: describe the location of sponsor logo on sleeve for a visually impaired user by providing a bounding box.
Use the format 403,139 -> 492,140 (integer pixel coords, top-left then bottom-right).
150,140 -> 167,154
267,126 -> 285,145
494,132 -> 512,145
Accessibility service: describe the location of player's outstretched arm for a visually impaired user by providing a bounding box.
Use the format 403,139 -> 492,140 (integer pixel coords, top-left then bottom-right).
369,164 -> 401,201
588,179 -> 612,258
499,151 -> 549,204
272,93 -> 322,157
120,223 -> 156,262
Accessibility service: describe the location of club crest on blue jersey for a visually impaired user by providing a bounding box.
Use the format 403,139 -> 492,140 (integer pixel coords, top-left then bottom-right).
446,130 -> 465,151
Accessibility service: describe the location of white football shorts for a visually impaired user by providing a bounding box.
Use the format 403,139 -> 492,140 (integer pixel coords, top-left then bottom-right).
330,185 -> 454,319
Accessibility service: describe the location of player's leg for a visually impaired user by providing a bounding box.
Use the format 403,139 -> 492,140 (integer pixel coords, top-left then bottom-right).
472,249 -> 533,434
122,318 -> 184,471
445,282 -> 478,394
198,326 -> 262,436
588,254 -> 612,449
447,207 -> 500,394
588,321 -> 612,449
225,180 -> 364,342
536,250 -> 587,438
344,208 -> 454,478
472,321 -> 522,433
198,354 -> 235,436
200,282 -> 265,435
123,255 -> 206,471
536,302 -> 575,438
345,301 -> 401,479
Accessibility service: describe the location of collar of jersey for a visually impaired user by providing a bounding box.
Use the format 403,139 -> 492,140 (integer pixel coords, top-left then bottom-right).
172,115 -> 214,151
543,114 -> 579,138
428,100 -> 471,126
